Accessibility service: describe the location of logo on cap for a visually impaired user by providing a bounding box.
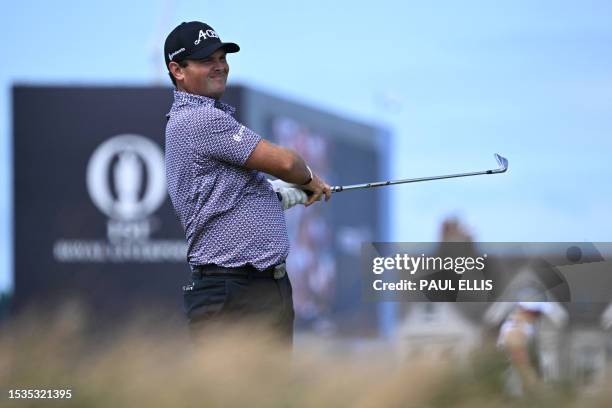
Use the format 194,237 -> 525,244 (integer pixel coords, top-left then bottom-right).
168,47 -> 185,61
194,29 -> 219,45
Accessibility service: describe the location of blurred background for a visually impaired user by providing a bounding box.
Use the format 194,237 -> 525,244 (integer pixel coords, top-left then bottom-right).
2,0 -> 612,400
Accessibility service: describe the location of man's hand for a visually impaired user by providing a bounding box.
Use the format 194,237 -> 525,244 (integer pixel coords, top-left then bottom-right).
268,180 -> 308,210
301,173 -> 332,206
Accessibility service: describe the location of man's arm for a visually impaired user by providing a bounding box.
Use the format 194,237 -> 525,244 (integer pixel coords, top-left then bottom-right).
245,139 -> 331,206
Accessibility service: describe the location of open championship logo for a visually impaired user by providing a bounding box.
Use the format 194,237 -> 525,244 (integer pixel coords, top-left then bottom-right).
86,134 -> 166,222
52,134 -> 186,263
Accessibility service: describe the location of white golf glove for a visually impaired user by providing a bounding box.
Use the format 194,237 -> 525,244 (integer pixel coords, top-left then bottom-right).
267,179 -> 308,210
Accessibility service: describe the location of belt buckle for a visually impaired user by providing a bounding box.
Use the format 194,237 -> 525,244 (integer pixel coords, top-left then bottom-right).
273,263 -> 286,279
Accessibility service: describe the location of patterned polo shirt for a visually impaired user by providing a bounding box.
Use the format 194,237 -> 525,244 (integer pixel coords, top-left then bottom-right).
165,90 -> 289,270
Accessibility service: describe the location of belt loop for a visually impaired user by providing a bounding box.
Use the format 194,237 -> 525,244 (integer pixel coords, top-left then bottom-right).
190,265 -> 202,280
273,263 -> 286,279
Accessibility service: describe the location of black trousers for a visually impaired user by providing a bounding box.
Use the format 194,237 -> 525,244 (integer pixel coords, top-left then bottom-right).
182,269 -> 295,345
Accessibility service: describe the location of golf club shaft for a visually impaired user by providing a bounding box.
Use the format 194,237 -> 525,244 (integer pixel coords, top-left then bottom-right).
331,153 -> 508,193
332,169 -> 495,193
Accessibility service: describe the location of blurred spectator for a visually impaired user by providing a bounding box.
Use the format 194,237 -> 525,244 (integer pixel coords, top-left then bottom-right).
497,302 -> 552,396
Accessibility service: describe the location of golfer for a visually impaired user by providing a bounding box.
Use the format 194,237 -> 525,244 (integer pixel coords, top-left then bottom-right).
163,21 -> 331,344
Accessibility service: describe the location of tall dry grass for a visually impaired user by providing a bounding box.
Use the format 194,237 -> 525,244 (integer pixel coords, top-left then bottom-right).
0,303 -> 609,407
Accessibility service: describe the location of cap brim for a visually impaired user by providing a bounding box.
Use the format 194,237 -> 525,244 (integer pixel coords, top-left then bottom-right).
187,42 -> 240,60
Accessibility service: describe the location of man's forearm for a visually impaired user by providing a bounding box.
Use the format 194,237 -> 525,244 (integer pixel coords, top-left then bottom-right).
277,149 -> 332,206
277,150 -> 312,185
245,140 -> 311,184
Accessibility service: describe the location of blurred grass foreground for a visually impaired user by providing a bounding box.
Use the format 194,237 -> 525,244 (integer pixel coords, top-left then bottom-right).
2,303 -> 612,407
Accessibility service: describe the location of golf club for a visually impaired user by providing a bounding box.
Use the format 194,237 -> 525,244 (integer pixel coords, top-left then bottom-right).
331,153 -> 508,193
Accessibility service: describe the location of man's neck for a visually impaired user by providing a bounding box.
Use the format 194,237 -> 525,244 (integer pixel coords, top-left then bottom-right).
176,85 -> 221,100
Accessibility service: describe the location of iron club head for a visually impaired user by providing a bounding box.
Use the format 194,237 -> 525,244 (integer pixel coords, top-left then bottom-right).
494,153 -> 509,173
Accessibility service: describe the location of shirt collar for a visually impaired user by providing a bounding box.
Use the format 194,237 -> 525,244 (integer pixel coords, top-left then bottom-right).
172,90 -> 236,115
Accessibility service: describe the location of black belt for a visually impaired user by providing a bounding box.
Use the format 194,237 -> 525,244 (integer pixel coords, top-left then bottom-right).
191,262 -> 286,280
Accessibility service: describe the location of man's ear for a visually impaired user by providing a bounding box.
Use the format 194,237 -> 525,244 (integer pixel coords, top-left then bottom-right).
168,61 -> 184,82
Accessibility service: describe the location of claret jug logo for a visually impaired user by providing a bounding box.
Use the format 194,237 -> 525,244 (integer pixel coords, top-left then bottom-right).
53,134 -> 186,263
87,134 -> 165,223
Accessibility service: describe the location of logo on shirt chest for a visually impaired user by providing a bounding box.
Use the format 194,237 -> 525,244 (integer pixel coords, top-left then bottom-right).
233,125 -> 245,142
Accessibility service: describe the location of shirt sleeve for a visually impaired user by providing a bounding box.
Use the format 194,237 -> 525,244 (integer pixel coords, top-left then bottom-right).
190,108 -> 261,166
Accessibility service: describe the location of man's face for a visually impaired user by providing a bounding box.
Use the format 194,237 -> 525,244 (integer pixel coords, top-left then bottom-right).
172,48 -> 229,99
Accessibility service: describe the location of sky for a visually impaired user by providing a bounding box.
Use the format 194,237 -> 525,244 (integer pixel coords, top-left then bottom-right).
1,0 -> 612,293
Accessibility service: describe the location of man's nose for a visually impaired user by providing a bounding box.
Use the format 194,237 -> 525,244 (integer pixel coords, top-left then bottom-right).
213,59 -> 226,71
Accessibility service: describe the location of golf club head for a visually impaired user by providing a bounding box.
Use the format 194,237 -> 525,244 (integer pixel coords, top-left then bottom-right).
494,153 -> 509,173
